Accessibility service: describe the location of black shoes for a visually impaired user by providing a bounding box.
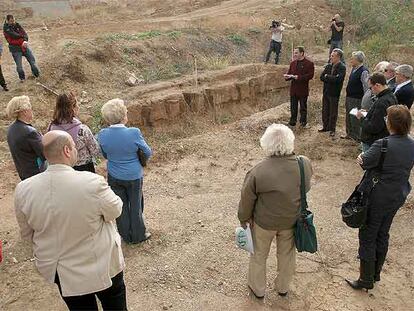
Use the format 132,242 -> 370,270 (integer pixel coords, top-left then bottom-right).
2,85 -> 8,91
346,260 -> 375,291
318,128 -> 328,132
329,131 -> 335,137
278,292 -> 288,297
248,286 -> 264,299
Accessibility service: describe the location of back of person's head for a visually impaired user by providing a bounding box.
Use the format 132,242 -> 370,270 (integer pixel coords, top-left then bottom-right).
6,95 -> 31,119
369,72 -> 387,86
53,92 -> 77,124
351,51 -> 365,64
43,130 -> 77,165
395,64 -> 413,79
374,61 -> 389,73
6,14 -> 14,22
260,123 -> 295,157
101,98 -> 127,125
388,61 -> 399,71
386,105 -> 412,135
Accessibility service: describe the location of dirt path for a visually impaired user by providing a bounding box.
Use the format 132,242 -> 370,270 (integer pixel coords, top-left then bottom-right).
1,103 -> 413,310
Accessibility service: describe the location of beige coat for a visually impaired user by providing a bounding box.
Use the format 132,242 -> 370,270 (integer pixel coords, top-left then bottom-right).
238,155 -> 312,231
14,164 -> 125,297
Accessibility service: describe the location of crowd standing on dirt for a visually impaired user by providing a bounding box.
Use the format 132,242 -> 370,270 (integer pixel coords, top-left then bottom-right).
2,10 -> 414,310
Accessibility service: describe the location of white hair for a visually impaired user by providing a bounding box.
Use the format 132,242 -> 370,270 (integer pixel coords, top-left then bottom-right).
260,124 -> 295,157
6,95 -> 31,119
101,98 -> 127,125
395,64 -> 413,79
374,61 -> 389,73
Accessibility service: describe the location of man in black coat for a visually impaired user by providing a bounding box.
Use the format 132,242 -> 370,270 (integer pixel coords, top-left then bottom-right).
357,73 -> 397,152
394,64 -> 414,109
319,48 -> 346,137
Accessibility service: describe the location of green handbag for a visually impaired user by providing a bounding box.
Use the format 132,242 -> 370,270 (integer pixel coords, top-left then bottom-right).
295,156 -> 318,253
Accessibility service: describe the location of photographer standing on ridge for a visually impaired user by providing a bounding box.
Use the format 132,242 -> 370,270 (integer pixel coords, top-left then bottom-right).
328,14 -> 344,62
3,14 -> 40,82
265,20 -> 285,64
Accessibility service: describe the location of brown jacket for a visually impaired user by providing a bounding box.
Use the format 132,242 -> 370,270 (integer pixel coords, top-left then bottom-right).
238,155 -> 313,231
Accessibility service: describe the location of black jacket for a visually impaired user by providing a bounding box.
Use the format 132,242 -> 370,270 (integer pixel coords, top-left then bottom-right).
361,88 -> 397,145
7,120 -> 45,180
395,81 -> 414,109
320,62 -> 346,98
387,77 -> 396,92
362,135 -> 414,211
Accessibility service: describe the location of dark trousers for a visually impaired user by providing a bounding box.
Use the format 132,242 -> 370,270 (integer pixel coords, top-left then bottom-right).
345,97 -> 362,140
358,207 -> 399,261
289,96 -> 308,125
108,174 -> 146,243
265,40 -> 282,64
74,161 -> 95,173
11,48 -> 40,81
55,271 -> 127,311
322,95 -> 339,132
0,65 -> 6,87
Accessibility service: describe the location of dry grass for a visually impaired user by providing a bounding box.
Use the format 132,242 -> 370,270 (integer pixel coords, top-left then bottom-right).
199,55 -> 230,70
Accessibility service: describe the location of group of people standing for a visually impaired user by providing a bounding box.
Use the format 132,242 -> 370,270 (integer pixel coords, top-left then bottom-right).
7,93 -> 152,310
0,14 -> 41,91
240,12 -> 414,300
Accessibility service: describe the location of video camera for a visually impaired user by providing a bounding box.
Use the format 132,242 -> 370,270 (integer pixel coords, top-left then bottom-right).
270,20 -> 281,29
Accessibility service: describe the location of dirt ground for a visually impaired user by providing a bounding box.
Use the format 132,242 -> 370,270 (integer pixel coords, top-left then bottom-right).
1,0 -> 414,310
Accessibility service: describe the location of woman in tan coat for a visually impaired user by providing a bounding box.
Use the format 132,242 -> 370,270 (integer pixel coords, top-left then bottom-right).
238,123 -> 313,298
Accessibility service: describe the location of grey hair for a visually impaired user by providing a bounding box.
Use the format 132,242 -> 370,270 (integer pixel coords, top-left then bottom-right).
395,64 -> 414,79
374,61 -> 389,73
260,123 -> 295,157
101,98 -> 127,125
332,48 -> 343,58
351,51 -> 365,63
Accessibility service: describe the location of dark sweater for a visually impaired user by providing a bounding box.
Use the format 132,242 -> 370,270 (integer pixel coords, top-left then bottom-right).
320,62 -> 346,98
7,120 -> 45,180
286,57 -> 315,98
346,65 -> 368,99
3,22 -> 28,53
361,88 -> 397,145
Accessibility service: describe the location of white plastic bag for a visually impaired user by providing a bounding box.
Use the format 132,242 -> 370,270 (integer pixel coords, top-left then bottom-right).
235,224 -> 254,254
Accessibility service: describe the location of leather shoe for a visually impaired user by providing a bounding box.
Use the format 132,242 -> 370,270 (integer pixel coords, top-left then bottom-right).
318,128 -> 328,132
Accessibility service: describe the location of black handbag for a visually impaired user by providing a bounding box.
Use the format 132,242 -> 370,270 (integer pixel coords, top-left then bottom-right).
295,157 -> 318,253
138,149 -> 148,167
341,138 -> 388,228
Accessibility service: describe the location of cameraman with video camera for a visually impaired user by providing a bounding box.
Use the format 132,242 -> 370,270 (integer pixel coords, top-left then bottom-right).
265,20 -> 285,64
328,14 -> 345,62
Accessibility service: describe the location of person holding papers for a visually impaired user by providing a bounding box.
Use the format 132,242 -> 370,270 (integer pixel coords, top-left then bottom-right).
356,73 -> 397,152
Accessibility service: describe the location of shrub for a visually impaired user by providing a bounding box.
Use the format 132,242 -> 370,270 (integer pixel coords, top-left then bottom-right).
228,34 -> 248,46
199,55 -> 230,70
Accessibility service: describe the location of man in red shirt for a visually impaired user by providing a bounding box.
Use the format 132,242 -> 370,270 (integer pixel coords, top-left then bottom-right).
284,46 -> 315,128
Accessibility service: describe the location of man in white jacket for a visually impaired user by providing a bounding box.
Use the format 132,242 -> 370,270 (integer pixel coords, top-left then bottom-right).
14,130 -> 126,310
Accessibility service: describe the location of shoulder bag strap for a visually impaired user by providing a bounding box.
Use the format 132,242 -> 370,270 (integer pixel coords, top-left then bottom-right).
297,156 -> 307,214
372,138 -> 388,184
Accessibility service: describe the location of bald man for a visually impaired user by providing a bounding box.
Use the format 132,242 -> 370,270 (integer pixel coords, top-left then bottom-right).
14,131 -> 127,311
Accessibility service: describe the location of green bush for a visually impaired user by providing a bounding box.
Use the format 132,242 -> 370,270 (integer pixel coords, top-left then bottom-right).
228,34 -> 248,46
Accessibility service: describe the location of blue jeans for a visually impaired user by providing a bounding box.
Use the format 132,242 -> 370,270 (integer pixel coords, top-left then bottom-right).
108,174 -> 146,243
11,48 -> 40,80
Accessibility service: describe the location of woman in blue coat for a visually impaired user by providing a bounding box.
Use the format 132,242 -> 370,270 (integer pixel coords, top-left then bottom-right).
98,99 -> 152,244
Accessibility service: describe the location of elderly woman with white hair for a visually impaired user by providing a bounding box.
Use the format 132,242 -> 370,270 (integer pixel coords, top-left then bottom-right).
6,95 -> 45,180
98,99 -> 152,244
394,64 -> 414,109
238,123 -> 313,298
342,51 -> 369,141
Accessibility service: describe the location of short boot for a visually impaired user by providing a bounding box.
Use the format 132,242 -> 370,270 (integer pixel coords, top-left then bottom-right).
346,259 -> 375,291
374,253 -> 386,282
